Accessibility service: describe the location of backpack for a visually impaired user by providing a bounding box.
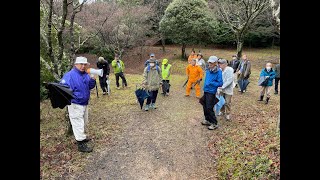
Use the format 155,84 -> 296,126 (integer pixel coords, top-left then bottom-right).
147,64 -> 160,75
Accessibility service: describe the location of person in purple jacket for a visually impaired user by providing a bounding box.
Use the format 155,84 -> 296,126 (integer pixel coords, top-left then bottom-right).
60,56 -> 96,153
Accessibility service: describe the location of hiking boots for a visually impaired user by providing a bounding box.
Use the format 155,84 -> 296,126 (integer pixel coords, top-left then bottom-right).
77,140 -> 93,153
208,124 -> 218,130
151,103 -> 157,109
144,104 -> 149,111
258,95 -> 264,101
201,119 -> 212,126
265,97 -> 270,104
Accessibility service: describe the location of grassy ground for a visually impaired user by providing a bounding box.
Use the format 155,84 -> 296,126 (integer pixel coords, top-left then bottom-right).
40,46 -> 280,179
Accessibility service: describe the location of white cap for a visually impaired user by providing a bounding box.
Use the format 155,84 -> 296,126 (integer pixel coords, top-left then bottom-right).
74,56 -> 89,64
208,56 -> 218,63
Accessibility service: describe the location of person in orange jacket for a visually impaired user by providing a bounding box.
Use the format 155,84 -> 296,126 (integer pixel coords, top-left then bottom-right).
185,59 -> 203,98
188,50 -> 198,64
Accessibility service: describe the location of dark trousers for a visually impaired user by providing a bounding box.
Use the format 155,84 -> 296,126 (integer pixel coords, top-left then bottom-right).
115,72 -> 127,87
275,77 -> 280,92
146,90 -> 158,105
203,92 -> 218,125
99,76 -> 107,92
162,80 -> 170,93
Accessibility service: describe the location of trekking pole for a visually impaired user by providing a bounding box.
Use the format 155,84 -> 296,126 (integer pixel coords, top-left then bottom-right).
96,84 -> 99,98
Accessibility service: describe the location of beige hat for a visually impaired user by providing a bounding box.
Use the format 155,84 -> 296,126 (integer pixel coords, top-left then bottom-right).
74,56 -> 89,64
98,57 -> 104,61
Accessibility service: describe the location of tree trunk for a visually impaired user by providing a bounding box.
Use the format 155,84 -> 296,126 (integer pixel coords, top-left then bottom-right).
182,43 -> 186,60
161,37 -> 165,52
69,11 -> 76,70
65,109 -> 73,137
56,0 -> 68,77
236,35 -> 243,59
47,0 -> 54,64
68,1 -> 86,70
140,45 -> 144,61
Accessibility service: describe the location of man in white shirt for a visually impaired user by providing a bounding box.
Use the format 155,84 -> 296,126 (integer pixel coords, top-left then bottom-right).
217,59 -> 234,120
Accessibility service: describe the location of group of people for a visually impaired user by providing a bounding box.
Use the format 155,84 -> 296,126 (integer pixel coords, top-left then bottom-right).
59,50 -> 280,152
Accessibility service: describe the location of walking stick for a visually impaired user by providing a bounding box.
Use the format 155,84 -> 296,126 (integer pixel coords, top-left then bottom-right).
96,84 -> 99,98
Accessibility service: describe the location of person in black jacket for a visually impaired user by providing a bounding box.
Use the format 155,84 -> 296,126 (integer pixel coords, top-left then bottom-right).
96,57 -> 110,95
229,55 -> 240,88
274,63 -> 280,94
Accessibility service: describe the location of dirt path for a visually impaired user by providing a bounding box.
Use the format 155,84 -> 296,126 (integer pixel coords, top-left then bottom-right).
71,75 -> 218,179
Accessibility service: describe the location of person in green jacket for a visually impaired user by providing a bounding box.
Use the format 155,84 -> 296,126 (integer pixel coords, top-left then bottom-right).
111,54 -> 127,89
142,59 -> 162,111
161,58 -> 172,96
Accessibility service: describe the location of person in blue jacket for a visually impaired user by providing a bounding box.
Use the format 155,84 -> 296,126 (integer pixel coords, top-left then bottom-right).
144,53 -> 159,67
60,56 -> 96,153
258,62 -> 276,104
201,56 -> 223,130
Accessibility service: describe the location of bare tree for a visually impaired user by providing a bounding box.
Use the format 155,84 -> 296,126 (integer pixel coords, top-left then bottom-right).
210,0 -> 269,59
41,0 -> 70,80
270,0 -> 280,33
76,1 -> 153,58
68,0 -> 87,68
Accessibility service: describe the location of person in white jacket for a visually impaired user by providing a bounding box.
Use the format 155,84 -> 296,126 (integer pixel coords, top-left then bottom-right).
217,59 -> 234,120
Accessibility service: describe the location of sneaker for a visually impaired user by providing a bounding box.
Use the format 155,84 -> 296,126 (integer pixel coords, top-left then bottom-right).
208,124 -> 218,130
151,103 -> 157,109
185,94 -> 190,97
144,104 -> 149,111
217,111 -> 224,116
201,119 -> 212,126
238,89 -> 242,92
225,114 -> 230,120
103,92 -> 106,95
274,91 -> 278,95
196,96 -> 201,99
77,141 -> 93,153
116,87 -> 120,90
243,90 -> 246,92
166,93 -> 170,96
